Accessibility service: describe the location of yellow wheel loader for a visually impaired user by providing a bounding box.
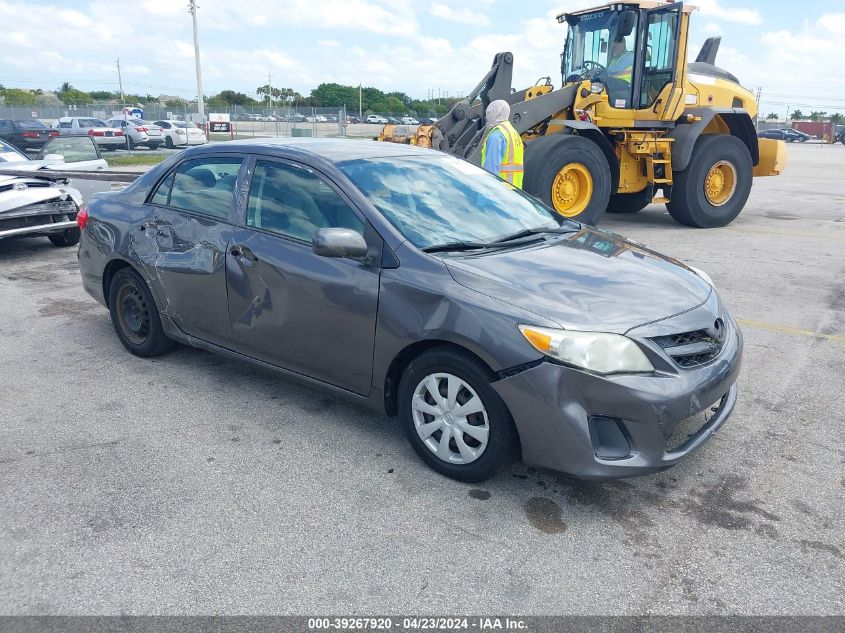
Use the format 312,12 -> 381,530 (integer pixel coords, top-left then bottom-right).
380,0 -> 787,227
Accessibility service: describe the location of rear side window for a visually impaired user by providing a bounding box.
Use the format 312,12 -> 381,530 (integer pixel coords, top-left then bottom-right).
166,157 -> 242,220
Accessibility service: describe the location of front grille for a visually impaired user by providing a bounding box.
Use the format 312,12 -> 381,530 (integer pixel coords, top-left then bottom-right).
650,327 -> 724,369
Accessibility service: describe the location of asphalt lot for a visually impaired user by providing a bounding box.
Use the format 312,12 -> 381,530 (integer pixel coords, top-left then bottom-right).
0,142 -> 843,615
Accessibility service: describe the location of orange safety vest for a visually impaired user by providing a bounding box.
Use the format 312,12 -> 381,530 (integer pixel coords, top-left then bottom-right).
481,121 -> 524,188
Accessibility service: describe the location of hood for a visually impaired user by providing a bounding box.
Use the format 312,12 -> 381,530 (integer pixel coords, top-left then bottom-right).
0,172 -> 82,214
445,227 -> 712,334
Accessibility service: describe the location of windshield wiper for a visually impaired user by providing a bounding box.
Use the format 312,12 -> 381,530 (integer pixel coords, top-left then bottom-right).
492,225 -> 579,243
421,241 -> 500,253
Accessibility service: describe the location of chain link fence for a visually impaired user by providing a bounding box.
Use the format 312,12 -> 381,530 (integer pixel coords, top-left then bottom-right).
0,103 -> 437,141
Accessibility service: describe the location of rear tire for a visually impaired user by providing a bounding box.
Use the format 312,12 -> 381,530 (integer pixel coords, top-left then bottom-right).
165,136 -> 174,148
607,189 -> 652,214
108,268 -> 174,357
398,347 -> 518,483
666,134 -> 753,228
127,137 -> 136,150
523,134 -> 611,225
48,228 -> 80,247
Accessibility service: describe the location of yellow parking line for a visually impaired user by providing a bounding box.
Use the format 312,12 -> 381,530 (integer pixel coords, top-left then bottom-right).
736,318 -> 845,344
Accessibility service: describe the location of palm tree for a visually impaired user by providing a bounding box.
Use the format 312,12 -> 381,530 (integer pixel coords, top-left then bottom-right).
791,109 -> 804,121
766,113 -> 778,120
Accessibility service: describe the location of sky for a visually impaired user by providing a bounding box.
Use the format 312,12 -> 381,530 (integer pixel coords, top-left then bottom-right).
1,0 -> 844,117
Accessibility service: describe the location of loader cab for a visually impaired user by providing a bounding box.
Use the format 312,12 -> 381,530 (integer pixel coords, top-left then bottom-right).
560,2 -> 684,118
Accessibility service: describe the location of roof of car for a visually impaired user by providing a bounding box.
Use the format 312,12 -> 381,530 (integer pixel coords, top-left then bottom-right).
197,137 -> 442,163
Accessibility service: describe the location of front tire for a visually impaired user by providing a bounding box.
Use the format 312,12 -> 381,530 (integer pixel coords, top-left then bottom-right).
48,228 -> 80,247
398,347 -> 518,482
666,134 -> 753,228
108,268 -> 174,357
523,134 -> 611,225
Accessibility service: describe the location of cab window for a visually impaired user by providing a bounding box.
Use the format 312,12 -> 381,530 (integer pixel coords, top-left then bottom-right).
246,161 -> 364,243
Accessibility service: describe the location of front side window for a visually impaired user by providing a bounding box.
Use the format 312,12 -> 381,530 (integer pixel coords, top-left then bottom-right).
638,9 -> 679,108
167,157 -> 243,220
563,10 -> 637,108
339,154 -> 562,249
246,161 -> 364,242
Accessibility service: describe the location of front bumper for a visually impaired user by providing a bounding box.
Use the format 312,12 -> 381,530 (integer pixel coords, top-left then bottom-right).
493,322 -> 742,479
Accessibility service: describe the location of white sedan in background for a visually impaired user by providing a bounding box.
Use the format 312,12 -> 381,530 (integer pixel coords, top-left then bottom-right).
153,120 -> 207,148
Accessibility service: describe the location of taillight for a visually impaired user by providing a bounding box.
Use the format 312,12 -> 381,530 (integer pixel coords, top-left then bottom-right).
76,206 -> 88,230
49,130 -> 59,137
115,130 -> 124,136
135,127 -> 148,132
21,132 -> 38,138
88,129 -> 104,136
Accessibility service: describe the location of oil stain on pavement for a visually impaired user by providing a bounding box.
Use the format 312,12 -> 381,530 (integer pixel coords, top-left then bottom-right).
523,496 -> 567,534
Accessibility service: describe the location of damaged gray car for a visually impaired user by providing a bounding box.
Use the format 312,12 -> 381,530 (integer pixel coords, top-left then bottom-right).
78,139 -> 742,482
0,136 -> 108,246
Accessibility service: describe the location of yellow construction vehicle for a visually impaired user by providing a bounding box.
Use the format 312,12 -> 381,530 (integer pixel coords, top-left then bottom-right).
380,0 -> 786,227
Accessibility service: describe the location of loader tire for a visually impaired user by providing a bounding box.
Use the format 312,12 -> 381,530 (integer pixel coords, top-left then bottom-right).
607,189 -> 651,214
523,134 -> 611,226
666,134 -> 752,228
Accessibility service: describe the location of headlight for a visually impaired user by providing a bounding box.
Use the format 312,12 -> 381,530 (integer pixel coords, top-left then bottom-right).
518,325 -> 654,374
689,266 -> 714,286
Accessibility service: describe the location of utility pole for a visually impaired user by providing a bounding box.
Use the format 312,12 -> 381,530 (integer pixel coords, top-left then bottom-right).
268,71 -> 273,109
359,83 -> 362,119
188,0 -> 205,120
116,58 -> 125,106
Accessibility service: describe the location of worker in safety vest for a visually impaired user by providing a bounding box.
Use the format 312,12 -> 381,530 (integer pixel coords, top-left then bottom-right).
481,100 -> 524,188
607,37 -> 634,106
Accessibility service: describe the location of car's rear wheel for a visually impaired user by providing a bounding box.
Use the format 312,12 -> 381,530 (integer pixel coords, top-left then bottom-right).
398,347 -> 517,482
48,228 -> 80,247
148,143 -> 162,150
108,268 -> 173,357
164,136 -> 174,148
127,137 -> 136,150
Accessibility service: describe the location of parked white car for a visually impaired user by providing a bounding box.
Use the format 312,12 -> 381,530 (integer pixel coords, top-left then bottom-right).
401,116 -> 419,125
366,114 -> 389,124
105,117 -> 164,150
153,120 -> 208,148
53,117 -> 126,150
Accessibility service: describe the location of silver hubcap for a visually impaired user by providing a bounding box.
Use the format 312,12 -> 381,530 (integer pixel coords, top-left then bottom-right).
411,372 -> 489,465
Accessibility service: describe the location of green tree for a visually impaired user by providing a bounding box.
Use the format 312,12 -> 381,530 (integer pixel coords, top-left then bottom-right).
57,82 -> 92,105
0,88 -> 37,105
830,113 -> 843,125
809,111 -> 827,122
89,90 -> 116,100
208,90 -> 258,107
766,113 -> 778,120
791,109 -> 804,120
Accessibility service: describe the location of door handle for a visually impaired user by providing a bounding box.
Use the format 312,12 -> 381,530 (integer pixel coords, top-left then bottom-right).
230,245 -> 258,262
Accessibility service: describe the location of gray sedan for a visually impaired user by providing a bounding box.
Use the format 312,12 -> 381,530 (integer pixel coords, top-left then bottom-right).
77,139 -> 742,482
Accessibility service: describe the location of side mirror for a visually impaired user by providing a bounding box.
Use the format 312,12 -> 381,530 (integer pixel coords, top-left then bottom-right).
312,228 -> 368,258
618,10 -> 636,37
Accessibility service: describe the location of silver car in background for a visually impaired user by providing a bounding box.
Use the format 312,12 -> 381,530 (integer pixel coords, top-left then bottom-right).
153,120 -> 207,148
106,117 -> 164,150
53,117 -> 126,150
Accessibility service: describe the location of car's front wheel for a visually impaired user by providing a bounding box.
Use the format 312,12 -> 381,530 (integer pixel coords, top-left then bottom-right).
108,267 -> 174,357
398,347 -> 517,482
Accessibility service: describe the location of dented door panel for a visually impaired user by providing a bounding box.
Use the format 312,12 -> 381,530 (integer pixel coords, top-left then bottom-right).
225,228 -> 380,396
129,205 -> 234,344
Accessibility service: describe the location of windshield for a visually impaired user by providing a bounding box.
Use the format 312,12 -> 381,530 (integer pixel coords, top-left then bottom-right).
0,140 -> 29,163
17,120 -> 47,130
562,9 -> 637,109
338,154 -> 565,249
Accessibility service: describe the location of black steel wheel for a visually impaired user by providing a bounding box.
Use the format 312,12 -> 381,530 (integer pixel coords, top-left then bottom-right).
48,228 -> 81,247
108,267 -> 174,357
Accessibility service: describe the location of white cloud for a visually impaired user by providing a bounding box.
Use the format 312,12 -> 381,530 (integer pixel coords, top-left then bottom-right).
701,22 -> 723,36
430,4 -> 489,27
695,0 -> 762,26
318,40 -> 341,48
